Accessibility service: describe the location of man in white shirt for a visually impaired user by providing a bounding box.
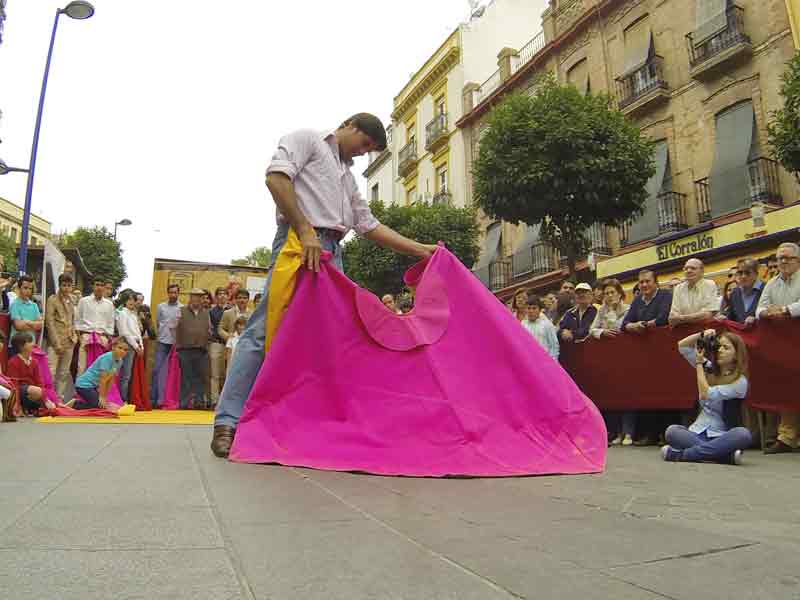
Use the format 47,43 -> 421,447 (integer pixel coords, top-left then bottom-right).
74,278 -> 116,373
757,242 -> 800,454
668,258 -> 720,327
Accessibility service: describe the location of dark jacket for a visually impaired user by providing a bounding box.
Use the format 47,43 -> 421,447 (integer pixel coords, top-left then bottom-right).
724,282 -> 764,323
622,289 -> 673,328
558,305 -> 598,341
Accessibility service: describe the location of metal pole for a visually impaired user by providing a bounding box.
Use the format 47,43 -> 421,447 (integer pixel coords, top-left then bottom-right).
19,9 -> 62,275
114,222 -> 118,240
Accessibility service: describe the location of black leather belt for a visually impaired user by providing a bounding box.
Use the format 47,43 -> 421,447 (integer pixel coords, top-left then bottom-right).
315,228 -> 344,242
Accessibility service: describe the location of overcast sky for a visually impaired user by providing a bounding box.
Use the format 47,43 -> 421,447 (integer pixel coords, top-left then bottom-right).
0,0 -> 479,300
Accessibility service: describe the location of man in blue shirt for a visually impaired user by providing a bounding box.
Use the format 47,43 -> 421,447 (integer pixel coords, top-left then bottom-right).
622,269 -> 673,333
151,283 -> 182,408
9,275 -> 43,358
75,337 -> 129,410
721,258 -> 763,325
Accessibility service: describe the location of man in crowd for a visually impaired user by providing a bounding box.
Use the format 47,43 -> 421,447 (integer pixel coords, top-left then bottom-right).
560,280 -> 576,298
45,273 -> 78,400
211,113 -> 437,457
542,292 -> 559,323
622,269 -> 672,334
522,296 -> 559,359
208,287 -> 229,407
176,288 -> 212,409
219,289 -> 251,343
9,275 -> 43,358
721,257 -> 763,325
104,281 -> 114,300
74,278 -> 116,373
766,254 -> 779,280
558,283 -> 597,343
668,258 -> 719,327
381,294 -> 402,314
757,242 -> 800,454
151,283 -> 182,407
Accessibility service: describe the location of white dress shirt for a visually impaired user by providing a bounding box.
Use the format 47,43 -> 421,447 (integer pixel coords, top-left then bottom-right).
74,295 -> 116,334
669,279 -> 720,318
116,307 -> 143,352
756,270 -> 800,318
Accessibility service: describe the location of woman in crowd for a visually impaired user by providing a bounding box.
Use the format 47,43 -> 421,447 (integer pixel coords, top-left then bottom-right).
661,329 -> 752,464
589,279 -> 634,446
116,291 -> 144,403
719,280 -> 738,319
512,289 -> 529,322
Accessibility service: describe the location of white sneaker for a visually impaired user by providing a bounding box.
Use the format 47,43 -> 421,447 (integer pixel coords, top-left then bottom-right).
622,434 -> 633,446
733,450 -> 743,465
610,435 -> 623,446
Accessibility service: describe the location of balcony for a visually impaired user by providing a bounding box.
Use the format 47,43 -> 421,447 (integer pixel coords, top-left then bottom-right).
511,241 -> 561,278
431,190 -> 452,206
588,223 -> 611,256
657,191 -> 689,234
616,56 -> 669,115
425,113 -> 449,151
686,6 -> 751,80
695,157 -> 783,222
397,139 -> 418,178
474,259 -> 511,291
476,68 -> 502,105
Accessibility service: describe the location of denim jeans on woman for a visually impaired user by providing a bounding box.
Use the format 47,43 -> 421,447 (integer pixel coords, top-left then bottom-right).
665,424 -> 752,463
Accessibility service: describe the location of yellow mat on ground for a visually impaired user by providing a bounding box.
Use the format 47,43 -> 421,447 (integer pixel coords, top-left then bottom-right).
37,409 -> 214,425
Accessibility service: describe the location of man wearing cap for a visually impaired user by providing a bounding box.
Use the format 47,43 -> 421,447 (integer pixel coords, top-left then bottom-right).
558,283 -> 598,343
176,289 -> 212,410
211,113 -> 438,457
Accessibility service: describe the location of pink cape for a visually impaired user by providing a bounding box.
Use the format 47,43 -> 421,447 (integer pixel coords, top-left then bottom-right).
230,247 -> 606,477
161,347 -> 182,410
32,346 -> 60,406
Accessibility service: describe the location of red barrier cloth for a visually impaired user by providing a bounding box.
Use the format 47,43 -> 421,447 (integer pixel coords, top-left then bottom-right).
128,340 -> 152,411
0,313 -> 8,372
560,319 -> 800,413
40,405 -> 118,418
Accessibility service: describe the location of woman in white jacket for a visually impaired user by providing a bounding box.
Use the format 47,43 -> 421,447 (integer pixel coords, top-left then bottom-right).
116,291 -> 144,403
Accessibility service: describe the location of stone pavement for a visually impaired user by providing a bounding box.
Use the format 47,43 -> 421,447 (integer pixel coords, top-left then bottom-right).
1,422 -> 798,600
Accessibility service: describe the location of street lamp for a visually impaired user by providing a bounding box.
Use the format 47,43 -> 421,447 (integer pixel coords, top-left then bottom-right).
114,218 -> 132,240
18,1 -> 95,275
0,159 -> 30,175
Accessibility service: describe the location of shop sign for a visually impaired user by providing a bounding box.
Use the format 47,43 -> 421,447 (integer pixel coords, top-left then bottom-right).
656,233 -> 714,261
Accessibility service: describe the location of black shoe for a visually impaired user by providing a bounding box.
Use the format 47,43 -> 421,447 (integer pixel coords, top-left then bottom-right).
211,425 -> 236,458
764,440 -> 794,454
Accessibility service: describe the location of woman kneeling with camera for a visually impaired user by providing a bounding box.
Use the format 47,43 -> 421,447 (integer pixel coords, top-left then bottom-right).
662,329 -> 752,465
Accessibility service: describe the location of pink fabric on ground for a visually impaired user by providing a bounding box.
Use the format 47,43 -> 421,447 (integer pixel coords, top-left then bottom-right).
230,247 -> 607,477
32,346 -> 60,405
161,347 -> 181,410
84,332 -> 123,407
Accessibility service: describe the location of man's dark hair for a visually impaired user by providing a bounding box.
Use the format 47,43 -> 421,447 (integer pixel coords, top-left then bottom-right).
18,275 -> 33,288
167,284 -> 180,293
767,253 -> 778,263
341,113 -> 387,151
738,257 -> 759,274
638,269 -> 658,283
236,289 -> 250,300
215,287 -> 227,297
11,332 -> 32,353
58,273 -> 74,286
93,277 -> 106,286
527,296 -> 544,309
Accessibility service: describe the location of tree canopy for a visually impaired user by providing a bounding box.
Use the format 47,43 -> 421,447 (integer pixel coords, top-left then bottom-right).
768,51 -> 800,181
472,77 -> 655,273
59,226 -> 126,293
343,200 -> 480,296
231,246 -> 273,268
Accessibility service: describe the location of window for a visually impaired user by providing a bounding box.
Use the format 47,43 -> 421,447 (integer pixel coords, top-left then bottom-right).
436,165 -> 448,193
710,101 -> 756,217
371,183 -> 379,202
436,95 -> 446,116
566,59 -> 589,95
10,227 -> 17,241
407,121 -> 416,145
623,17 -> 653,77
31,236 -> 38,247
407,187 -> 417,205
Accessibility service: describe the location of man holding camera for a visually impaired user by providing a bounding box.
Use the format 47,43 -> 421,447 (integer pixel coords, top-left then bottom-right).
757,242 -> 800,454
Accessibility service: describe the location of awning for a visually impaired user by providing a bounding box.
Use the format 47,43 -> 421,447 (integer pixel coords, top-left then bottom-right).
694,0 -> 729,46
623,19 -> 653,75
710,101 -> 754,218
626,140 -> 669,245
474,222 -> 502,270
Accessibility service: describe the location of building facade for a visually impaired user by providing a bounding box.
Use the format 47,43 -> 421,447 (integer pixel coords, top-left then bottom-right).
365,0 -> 549,209
459,0 -> 799,302
0,196 -> 51,248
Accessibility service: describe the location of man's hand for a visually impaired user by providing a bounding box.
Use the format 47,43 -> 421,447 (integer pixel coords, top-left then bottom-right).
714,313 -> 727,322
561,329 -> 574,342
645,320 -> 657,329
414,243 -> 439,259
601,328 -> 619,338
744,316 -> 756,328
668,315 -> 683,327
624,322 -> 645,334
98,396 -> 108,409
298,227 -> 323,272
763,305 -> 787,319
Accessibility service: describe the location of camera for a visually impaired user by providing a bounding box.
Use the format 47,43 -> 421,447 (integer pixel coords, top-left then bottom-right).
696,331 -> 720,372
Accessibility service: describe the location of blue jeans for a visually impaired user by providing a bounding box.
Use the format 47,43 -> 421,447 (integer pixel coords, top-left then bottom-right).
214,224 -> 343,428
119,349 -> 135,403
665,424 -> 752,463
150,342 -> 173,408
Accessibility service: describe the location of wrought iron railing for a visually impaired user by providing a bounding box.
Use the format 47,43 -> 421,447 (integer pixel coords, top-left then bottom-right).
398,139 -> 417,175
657,191 -> 689,234
695,178 -> 712,223
512,31 -> 546,75
489,259 -> 512,291
431,190 -> 452,206
747,157 -> 782,206
425,113 -> 448,150
477,68 -> 502,104
588,223 -> 611,256
619,220 -> 632,247
617,56 -> 668,109
686,5 -> 749,69
511,241 -> 560,277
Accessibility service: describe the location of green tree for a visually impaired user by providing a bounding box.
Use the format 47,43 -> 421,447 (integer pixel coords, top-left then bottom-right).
60,226 -> 126,293
0,232 -> 18,273
231,246 -> 272,267
472,77 -> 655,274
343,200 -> 480,296
768,51 -> 800,182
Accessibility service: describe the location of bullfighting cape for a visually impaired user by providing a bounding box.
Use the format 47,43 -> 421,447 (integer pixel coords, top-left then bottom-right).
229,245 -> 606,477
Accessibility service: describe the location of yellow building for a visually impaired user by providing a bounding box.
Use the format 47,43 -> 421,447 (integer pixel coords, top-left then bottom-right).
0,196 -> 51,247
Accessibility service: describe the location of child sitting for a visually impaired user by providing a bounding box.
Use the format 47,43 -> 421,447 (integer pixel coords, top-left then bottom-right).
225,316 -> 247,376
6,333 -> 55,414
74,337 -> 135,415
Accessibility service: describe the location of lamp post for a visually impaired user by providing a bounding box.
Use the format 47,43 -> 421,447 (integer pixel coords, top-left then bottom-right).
0,159 -> 30,175
114,218 -> 132,240
18,1 -> 95,275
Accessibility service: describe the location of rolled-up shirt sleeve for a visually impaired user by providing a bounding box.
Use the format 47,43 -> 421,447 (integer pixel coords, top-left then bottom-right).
265,130 -> 316,182
348,175 -> 380,235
